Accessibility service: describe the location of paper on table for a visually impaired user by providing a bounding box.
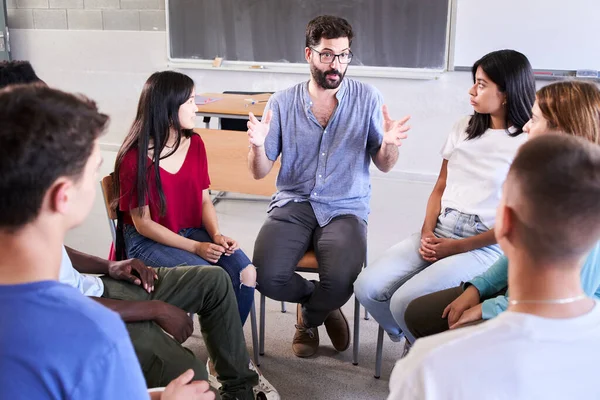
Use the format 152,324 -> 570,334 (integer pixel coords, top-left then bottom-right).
195,96 -> 222,105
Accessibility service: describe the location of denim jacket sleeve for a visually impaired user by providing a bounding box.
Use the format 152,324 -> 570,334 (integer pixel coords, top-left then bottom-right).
464,256 -> 509,299
580,242 -> 600,300
481,295 -> 509,320
475,243 -> 600,321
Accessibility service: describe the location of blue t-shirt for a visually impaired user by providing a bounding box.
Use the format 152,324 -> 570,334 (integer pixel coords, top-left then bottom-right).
0,280 -> 148,399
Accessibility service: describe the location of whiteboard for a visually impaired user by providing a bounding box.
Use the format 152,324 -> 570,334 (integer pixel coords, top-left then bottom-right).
454,0 -> 600,71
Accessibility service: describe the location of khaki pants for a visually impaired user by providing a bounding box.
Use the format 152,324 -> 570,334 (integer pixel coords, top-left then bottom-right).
101,266 -> 258,400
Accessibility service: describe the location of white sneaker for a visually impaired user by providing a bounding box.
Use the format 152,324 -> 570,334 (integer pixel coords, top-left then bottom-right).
206,359 -> 280,400
249,360 -> 280,400
206,359 -> 221,390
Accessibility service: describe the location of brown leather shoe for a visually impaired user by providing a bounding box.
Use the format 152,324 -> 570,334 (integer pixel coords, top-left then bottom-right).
324,308 -> 350,352
292,304 -> 319,358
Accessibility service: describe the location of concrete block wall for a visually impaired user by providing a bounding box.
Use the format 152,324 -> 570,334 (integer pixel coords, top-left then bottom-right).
6,0 -> 166,30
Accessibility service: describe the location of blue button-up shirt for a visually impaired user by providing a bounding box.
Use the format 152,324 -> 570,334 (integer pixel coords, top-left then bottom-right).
264,78 -> 384,226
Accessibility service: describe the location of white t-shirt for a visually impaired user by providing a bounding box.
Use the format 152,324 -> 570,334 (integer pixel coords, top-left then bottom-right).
59,246 -> 104,297
388,301 -> 600,400
440,116 -> 527,228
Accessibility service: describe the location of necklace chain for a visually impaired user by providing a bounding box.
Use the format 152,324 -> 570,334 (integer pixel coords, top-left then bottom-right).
508,293 -> 587,306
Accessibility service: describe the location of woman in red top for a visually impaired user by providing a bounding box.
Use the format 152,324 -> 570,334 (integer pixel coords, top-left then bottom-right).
113,71 -> 256,324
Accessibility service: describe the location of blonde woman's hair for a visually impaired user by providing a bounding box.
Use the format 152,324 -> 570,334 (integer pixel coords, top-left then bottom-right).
536,81 -> 600,144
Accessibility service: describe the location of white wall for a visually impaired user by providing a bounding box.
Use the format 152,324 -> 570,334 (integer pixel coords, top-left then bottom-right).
11,30 -> 166,149
11,29 -> 479,181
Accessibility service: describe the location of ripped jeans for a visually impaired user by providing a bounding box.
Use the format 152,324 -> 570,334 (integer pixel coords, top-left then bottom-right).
124,224 -> 255,325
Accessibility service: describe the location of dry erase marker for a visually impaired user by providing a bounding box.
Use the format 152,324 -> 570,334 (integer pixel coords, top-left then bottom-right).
244,99 -> 268,107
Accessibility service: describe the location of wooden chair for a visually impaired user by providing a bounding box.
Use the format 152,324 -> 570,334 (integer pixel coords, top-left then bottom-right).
100,174 -> 118,245
259,250 -> 365,365
99,174 -> 262,366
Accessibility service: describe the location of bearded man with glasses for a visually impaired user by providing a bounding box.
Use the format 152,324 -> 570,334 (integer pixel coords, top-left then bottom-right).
247,15 -> 411,358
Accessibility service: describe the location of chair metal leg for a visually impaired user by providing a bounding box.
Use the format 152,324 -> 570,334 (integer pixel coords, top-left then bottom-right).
211,191 -> 227,205
280,301 -> 286,313
352,297 -> 360,365
374,326 -> 384,379
259,293 -> 266,356
250,301 -> 260,366
362,257 -> 369,321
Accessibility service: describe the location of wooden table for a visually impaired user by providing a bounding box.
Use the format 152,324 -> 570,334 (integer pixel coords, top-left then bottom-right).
195,128 -> 280,199
196,92 -> 271,128
195,93 -> 274,203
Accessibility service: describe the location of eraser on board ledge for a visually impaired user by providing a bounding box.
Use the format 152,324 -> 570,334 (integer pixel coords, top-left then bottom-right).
212,57 -> 223,67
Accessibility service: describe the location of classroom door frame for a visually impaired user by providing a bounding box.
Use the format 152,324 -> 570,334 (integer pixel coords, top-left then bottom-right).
0,0 -> 10,61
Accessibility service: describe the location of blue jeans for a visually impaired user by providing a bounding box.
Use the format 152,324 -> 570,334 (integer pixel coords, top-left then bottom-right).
124,225 -> 255,325
354,208 -> 502,343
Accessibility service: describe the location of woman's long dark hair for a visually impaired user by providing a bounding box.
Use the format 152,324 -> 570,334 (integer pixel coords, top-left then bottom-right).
466,49 -> 536,140
112,71 -> 195,259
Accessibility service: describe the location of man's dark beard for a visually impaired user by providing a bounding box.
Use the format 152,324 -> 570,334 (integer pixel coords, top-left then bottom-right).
310,64 -> 346,89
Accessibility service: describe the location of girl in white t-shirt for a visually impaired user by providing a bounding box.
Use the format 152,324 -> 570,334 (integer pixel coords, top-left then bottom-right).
354,49 -> 536,345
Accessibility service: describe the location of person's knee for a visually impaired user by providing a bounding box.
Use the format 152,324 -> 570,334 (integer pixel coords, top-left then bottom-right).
160,353 -> 207,387
353,274 -> 368,303
255,265 -> 273,287
353,269 -> 382,303
403,298 -> 421,335
128,322 -> 207,387
240,264 -> 257,287
318,274 -> 355,305
256,270 -> 280,297
389,289 -> 412,323
205,266 -> 230,292
256,262 -> 289,289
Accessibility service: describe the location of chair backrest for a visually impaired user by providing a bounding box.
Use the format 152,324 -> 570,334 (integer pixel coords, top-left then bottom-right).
99,173 -> 117,244
221,91 -> 274,131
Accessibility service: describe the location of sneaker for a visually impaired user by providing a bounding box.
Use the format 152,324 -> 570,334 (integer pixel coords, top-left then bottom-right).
249,360 -> 280,400
323,308 -> 350,351
206,359 -> 280,400
292,304 -> 319,357
387,332 -> 404,343
206,359 -> 221,390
